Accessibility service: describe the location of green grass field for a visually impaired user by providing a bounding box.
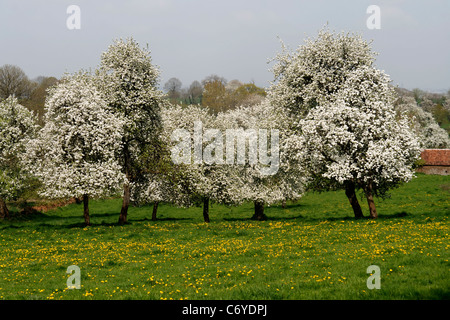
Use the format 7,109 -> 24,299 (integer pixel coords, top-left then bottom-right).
0,173 -> 448,300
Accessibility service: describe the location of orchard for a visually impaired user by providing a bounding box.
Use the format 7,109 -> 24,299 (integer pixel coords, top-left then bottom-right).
0,29 -> 434,224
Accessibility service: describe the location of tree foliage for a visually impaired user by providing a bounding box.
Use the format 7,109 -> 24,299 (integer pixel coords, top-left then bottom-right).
21,76 -> 59,126
395,96 -> 450,149
269,28 -> 375,117
164,77 -> 183,102
97,37 -> 166,224
0,96 -> 38,218
0,64 -> 34,101
1,30 -> 445,223
270,28 -> 421,218
25,72 -> 124,224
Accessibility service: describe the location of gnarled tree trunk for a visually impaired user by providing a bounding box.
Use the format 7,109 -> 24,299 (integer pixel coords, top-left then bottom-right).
203,197 -> 210,223
364,182 -> 378,219
83,194 -> 90,226
152,201 -> 159,221
119,183 -> 130,224
345,181 -> 364,219
252,200 -> 267,221
119,143 -> 131,225
0,197 -> 10,220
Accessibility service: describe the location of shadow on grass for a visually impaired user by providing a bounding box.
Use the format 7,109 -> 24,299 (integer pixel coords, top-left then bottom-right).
223,211 -> 411,223
223,215 -> 306,222
0,211 -> 196,231
130,217 -> 193,222
6,210 -> 119,222
56,216 -> 194,229
39,216 -> 194,229
0,206 -> 414,231
378,211 -> 409,219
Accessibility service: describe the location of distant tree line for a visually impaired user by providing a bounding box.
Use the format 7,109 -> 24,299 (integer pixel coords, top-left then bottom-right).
163,75 -> 266,114
0,64 -> 58,126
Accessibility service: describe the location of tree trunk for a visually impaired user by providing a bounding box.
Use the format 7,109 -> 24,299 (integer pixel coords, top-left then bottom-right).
252,200 -> 267,221
281,199 -> 287,209
203,197 -> 210,223
83,194 -> 90,226
119,183 -> 130,225
0,197 -> 10,220
119,142 -> 131,225
364,183 -> 378,219
345,181 -> 364,219
152,201 -> 159,221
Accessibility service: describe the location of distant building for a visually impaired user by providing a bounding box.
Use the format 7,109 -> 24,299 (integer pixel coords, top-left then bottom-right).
416,149 -> 450,175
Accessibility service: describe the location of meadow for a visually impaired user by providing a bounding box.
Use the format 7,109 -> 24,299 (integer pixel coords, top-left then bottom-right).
0,173 -> 448,300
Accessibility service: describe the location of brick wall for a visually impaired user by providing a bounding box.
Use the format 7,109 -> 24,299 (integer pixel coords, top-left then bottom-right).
416,149 -> 450,175
420,149 -> 450,166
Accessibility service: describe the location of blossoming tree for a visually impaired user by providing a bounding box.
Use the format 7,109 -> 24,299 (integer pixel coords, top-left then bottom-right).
130,110 -> 192,221
216,101 -> 304,220
296,71 -> 421,218
268,28 -> 376,116
96,38 -> 166,224
26,72 -> 124,225
160,104 -> 244,222
0,96 -> 37,219
157,101 -> 304,222
270,28 -> 421,218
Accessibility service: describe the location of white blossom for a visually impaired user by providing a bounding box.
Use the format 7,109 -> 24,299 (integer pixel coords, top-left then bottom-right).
395,96 -> 450,149
268,27 -> 376,116
145,102 -> 304,211
95,37 -> 167,223
268,27 -> 421,218
295,67 -> 421,199
0,96 -> 38,201
26,72 -> 125,199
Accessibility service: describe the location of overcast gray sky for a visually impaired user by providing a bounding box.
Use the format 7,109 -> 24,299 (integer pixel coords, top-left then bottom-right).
1,0 -> 449,92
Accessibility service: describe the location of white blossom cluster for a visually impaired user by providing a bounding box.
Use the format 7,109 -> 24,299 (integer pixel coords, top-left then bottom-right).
0,96 -> 37,200
296,96 -> 421,196
95,38 -> 167,221
143,102 -> 304,209
395,96 -> 450,149
25,72 -> 125,199
216,101 -> 304,206
268,28 -> 376,116
131,104 -> 212,207
270,28 -> 422,200
97,37 -> 165,151
164,104 -> 245,206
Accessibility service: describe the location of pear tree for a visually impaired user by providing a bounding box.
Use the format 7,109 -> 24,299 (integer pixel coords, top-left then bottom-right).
26,72 -> 124,225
